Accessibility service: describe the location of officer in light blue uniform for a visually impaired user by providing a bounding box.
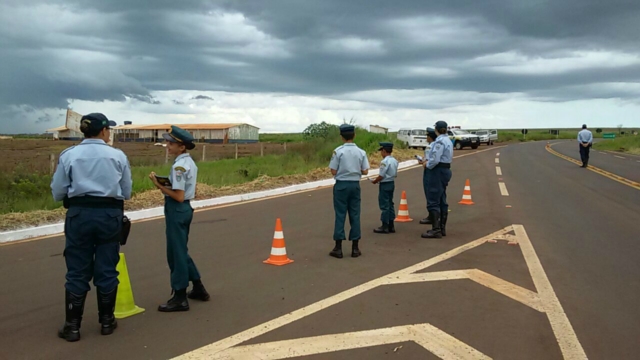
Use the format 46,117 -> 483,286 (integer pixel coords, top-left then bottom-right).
577,124 -> 593,168
329,124 -> 370,258
51,113 -> 132,342
422,121 -> 453,239
150,125 -> 209,312
372,142 -> 398,234
419,128 -> 438,225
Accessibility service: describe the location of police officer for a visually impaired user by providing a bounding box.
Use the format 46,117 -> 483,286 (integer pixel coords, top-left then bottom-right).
577,124 -> 593,168
329,124 -> 370,258
51,113 -> 132,342
419,128 -> 438,225
149,125 -> 209,312
372,142 -> 398,234
422,121 -> 453,239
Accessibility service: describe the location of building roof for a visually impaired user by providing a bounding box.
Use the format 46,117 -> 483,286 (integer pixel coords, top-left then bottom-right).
370,124 -> 389,130
46,125 -> 69,132
114,123 -> 259,130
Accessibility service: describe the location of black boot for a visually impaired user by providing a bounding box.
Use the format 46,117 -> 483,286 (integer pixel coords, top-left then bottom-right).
421,211 -> 442,239
58,291 -> 86,342
330,240 -> 343,259
441,213 -> 448,237
98,287 -> 118,336
373,222 -> 389,234
388,221 -> 396,233
158,289 -> 189,312
419,216 -> 432,225
351,240 -> 361,258
188,279 -> 210,301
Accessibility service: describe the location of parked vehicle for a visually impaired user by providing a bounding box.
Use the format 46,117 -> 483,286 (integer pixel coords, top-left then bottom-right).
469,129 -> 498,145
447,129 -> 480,150
397,128 -> 429,149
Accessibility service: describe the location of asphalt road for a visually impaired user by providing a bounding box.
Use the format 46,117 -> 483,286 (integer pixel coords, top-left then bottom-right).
1,142 -> 638,360
551,140 -> 640,182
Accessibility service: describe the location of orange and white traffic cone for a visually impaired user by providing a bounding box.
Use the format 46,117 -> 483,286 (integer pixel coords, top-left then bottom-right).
458,179 -> 474,205
395,191 -> 413,222
264,218 -> 294,266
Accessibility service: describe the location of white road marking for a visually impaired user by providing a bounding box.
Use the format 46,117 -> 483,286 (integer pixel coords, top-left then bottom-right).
174,225 -> 587,360
499,182 -> 509,196
614,155 -> 626,159
211,324 -> 491,360
496,166 -> 502,176
514,226 -> 588,360
496,152 -> 500,156
495,158 -> 500,164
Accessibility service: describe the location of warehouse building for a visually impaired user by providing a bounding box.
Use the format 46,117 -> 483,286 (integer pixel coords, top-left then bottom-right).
46,125 -> 83,140
369,124 -> 389,134
113,123 -> 260,143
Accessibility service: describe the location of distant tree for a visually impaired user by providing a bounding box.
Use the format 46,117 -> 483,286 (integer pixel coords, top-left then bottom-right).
302,122 -> 337,140
342,116 -> 357,126
618,124 -> 623,134
596,128 -> 603,133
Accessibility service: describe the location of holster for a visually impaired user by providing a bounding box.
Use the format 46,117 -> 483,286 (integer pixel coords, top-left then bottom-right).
120,215 -> 131,246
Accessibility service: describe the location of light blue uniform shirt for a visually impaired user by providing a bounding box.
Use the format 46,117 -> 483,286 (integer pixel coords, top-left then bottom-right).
170,153 -> 198,201
427,134 -> 454,170
329,143 -> 370,181
379,155 -> 398,182
51,139 -> 132,201
577,129 -> 593,144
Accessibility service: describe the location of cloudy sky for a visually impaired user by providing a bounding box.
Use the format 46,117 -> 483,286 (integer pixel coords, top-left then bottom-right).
1,0 -> 639,134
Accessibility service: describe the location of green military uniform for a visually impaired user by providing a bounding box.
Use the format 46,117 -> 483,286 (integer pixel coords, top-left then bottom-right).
373,142 -> 398,234
158,126 -> 209,313
329,124 -> 370,258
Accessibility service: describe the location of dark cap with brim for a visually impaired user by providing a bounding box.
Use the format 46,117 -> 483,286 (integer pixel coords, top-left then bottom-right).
378,142 -> 394,151
80,113 -> 116,134
426,127 -> 437,140
163,125 -> 196,150
435,121 -> 448,131
339,124 -> 355,134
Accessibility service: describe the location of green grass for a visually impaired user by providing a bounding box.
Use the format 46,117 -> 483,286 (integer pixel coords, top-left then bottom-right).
0,126 -> 396,215
494,130 -> 603,143
259,133 -> 305,143
593,136 -> 640,154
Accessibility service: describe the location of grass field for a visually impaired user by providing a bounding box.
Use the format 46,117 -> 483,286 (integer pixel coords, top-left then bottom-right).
594,136 -> 640,154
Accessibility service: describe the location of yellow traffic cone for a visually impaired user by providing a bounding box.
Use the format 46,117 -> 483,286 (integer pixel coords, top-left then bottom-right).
114,253 -> 145,319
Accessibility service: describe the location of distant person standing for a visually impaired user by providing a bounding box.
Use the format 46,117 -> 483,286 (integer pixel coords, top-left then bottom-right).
329,124 -> 370,258
419,128 -> 438,225
371,142 -> 398,234
149,125 -> 209,312
422,121 -> 453,239
51,113 -> 132,342
578,124 -> 593,168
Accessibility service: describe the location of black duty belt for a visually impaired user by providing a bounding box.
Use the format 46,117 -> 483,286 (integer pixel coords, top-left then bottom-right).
436,163 -> 451,169
68,196 -> 124,209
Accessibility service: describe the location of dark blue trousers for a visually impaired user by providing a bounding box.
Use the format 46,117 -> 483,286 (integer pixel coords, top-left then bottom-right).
427,167 -> 452,214
333,181 -> 361,241
165,198 -> 201,291
378,182 -> 395,223
64,207 -> 121,294
423,167 -> 431,211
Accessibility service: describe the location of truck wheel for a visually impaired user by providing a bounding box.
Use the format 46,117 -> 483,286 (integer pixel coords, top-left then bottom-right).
455,142 -> 462,150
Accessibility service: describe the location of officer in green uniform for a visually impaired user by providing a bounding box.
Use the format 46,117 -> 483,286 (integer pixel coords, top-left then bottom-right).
329,124 -> 370,258
371,142 -> 398,234
149,125 -> 210,312
419,128 -> 438,225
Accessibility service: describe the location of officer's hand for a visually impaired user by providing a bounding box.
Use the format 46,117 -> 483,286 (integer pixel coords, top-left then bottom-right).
149,172 -> 160,187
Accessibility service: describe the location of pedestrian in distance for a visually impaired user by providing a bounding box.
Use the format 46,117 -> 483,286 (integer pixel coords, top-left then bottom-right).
149,125 -> 210,312
422,121 -> 453,239
329,124 -> 370,258
578,124 -> 593,168
51,113 -> 132,342
371,142 -> 398,234
419,128 -> 438,225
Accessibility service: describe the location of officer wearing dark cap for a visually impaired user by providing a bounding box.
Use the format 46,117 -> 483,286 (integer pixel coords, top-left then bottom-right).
422,121 -> 453,239
51,113 -> 132,342
577,124 -> 593,168
329,124 -> 370,258
371,142 -> 398,234
419,128 -> 438,225
149,125 -> 209,312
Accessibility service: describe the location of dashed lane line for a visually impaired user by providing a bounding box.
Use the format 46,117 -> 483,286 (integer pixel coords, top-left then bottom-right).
495,158 -> 500,164
499,182 -> 509,196
496,167 -> 502,176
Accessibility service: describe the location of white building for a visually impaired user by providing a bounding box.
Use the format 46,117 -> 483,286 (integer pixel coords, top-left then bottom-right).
46,125 -> 83,140
113,123 -> 260,143
369,125 -> 389,134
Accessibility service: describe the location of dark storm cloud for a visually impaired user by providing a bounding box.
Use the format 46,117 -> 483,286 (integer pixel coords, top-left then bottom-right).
1,0 -> 640,131
192,95 -> 215,101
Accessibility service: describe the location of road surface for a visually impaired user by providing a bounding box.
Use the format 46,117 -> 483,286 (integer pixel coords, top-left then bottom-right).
0,141 -> 638,359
